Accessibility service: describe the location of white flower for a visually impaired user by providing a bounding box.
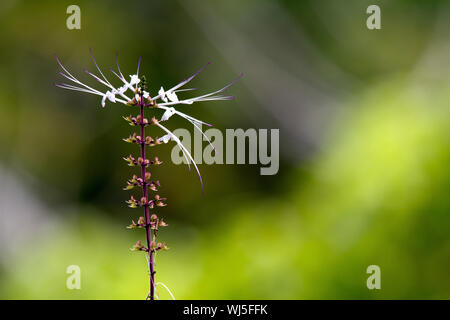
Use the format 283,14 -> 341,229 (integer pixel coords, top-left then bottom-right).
158,87 -> 168,103
161,107 -> 176,122
101,90 -> 116,107
129,74 -> 140,86
166,91 -> 179,102
159,134 -> 172,144
157,87 -> 180,103
116,84 -> 128,95
121,74 -> 140,91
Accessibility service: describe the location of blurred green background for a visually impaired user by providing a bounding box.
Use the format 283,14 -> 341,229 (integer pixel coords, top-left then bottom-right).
0,0 -> 449,299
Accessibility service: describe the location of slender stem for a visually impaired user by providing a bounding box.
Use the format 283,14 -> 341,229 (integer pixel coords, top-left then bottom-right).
139,98 -> 155,300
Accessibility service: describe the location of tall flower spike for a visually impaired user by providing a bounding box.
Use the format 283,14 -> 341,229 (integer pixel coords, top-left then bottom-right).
55,51 -> 240,300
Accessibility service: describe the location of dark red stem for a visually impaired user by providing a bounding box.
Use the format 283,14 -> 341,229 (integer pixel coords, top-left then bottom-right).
139,98 -> 155,300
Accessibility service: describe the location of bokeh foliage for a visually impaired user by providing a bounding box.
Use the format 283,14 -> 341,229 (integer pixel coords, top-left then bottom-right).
0,0 -> 448,299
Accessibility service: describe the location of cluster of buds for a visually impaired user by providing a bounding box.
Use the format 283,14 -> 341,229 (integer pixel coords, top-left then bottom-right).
123,154 -> 162,167
123,132 -> 161,146
127,216 -> 147,229
149,214 -> 169,252
131,240 -> 148,252
125,194 -> 166,208
127,215 -> 168,230
123,174 -> 161,191
150,241 -> 169,252
123,114 -> 150,126
130,239 -> 168,252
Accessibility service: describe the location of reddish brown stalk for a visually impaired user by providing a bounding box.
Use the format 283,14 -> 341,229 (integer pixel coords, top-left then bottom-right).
139,95 -> 155,300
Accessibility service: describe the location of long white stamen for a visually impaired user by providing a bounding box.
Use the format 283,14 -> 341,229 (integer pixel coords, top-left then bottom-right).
158,107 -> 215,152
156,282 -> 176,300
158,74 -> 242,106
116,52 -> 125,79
85,69 -> 132,102
152,62 -> 210,101
156,122 -> 204,191
191,121 -> 216,153
55,83 -> 101,95
157,105 -> 212,127
156,123 -> 191,170
58,71 -> 105,96
89,48 -> 114,88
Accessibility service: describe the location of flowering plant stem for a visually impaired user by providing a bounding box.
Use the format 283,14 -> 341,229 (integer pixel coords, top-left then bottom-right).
55,51 -> 241,300
139,97 -> 156,300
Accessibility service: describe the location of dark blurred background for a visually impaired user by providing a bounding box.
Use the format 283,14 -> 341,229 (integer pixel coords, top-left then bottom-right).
0,0 -> 449,299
